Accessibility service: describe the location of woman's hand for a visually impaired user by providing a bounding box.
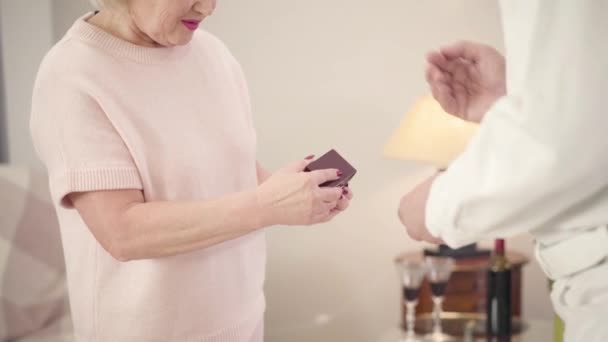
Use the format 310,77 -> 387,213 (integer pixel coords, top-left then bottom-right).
256,157 -> 351,226
426,40 -> 506,123
333,184 -> 353,213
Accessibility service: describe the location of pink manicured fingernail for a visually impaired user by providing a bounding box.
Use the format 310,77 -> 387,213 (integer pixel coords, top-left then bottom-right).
305,155 -> 315,160
343,188 -> 348,195
337,170 -> 343,177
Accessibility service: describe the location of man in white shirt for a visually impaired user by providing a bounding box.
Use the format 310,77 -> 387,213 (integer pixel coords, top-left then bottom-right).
398,1 -> 608,341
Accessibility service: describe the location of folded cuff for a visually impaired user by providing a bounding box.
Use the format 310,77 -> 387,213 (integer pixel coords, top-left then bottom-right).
51,166 -> 143,208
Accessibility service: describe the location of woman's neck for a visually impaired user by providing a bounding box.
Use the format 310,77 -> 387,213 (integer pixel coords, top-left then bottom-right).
87,10 -> 160,48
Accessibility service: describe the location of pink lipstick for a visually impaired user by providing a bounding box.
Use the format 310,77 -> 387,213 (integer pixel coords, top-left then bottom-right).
182,20 -> 200,31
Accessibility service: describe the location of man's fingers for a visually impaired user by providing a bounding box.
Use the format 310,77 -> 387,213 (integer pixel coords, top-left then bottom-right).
440,40 -> 480,62
426,51 -> 449,71
431,83 -> 456,109
426,64 -> 449,85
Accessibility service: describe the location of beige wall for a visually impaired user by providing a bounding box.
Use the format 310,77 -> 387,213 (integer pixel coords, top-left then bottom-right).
203,1 -> 553,341
7,1 -> 554,340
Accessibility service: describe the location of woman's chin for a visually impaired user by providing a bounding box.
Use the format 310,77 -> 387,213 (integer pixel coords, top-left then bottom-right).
172,33 -> 195,46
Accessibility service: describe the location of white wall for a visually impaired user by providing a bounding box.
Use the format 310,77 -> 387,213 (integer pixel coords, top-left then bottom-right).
203,1 -> 554,341
0,0 -> 55,166
7,1 -> 554,341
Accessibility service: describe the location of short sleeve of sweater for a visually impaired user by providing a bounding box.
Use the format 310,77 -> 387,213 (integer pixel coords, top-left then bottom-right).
30,69 -> 142,208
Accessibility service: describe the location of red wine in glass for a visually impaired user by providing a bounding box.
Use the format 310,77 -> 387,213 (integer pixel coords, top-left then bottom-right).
403,286 -> 421,302
430,282 -> 448,297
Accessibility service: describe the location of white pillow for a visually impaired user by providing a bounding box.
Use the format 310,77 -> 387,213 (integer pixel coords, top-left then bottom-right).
0,165 -> 73,340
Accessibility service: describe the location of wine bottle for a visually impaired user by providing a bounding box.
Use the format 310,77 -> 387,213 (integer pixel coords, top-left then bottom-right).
486,239 -> 512,337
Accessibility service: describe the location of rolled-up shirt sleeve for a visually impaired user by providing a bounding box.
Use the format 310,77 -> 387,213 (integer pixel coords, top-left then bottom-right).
426,0 -> 608,247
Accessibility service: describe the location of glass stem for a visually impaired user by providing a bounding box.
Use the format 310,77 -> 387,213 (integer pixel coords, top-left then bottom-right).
432,296 -> 444,335
405,301 -> 417,339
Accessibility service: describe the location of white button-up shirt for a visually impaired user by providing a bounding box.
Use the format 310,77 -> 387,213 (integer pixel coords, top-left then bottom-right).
426,0 -> 608,247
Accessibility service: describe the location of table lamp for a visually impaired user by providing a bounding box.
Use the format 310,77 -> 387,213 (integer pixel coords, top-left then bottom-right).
384,94 -> 488,258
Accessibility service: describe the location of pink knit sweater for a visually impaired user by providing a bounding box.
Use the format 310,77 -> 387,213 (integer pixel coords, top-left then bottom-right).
30,13 -> 265,342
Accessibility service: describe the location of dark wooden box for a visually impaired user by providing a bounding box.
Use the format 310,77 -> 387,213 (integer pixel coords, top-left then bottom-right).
395,251 -> 529,325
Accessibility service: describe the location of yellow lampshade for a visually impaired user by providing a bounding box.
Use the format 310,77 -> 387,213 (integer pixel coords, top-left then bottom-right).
383,95 -> 478,169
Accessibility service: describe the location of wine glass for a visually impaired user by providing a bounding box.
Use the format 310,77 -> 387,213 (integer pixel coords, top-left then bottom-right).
424,256 -> 455,341
396,260 -> 427,342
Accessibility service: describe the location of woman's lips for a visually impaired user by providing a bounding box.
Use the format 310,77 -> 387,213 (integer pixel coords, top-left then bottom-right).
182,20 -> 201,31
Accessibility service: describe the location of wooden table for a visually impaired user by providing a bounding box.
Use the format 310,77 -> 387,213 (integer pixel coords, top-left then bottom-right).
395,251 -> 529,324
375,319 -> 553,342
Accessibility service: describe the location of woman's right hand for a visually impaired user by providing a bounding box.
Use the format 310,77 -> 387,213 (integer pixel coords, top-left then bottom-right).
426,40 -> 506,123
255,158 -> 344,226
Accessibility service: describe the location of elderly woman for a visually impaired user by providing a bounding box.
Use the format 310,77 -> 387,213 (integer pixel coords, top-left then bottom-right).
30,1 -> 353,341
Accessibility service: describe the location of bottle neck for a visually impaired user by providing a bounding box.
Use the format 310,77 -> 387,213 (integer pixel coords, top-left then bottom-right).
495,239 -> 505,256
490,239 -> 510,271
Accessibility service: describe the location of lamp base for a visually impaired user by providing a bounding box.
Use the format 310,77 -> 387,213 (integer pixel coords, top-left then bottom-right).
423,243 -> 490,259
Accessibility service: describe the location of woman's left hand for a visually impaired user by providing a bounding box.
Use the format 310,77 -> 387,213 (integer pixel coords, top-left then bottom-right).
332,185 -> 354,213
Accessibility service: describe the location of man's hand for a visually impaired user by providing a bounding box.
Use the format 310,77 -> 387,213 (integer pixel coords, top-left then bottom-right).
426,41 -> 506,123
398,174 -> 444,244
